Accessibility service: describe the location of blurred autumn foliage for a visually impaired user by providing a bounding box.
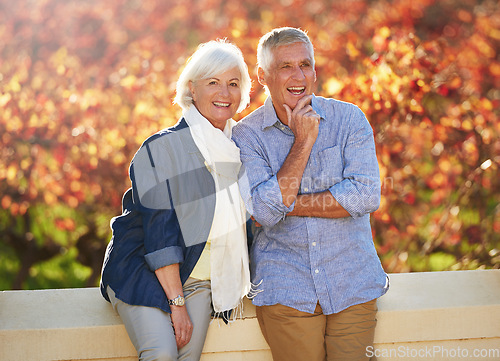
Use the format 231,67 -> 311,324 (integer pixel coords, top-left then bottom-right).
1,0 -> 499,290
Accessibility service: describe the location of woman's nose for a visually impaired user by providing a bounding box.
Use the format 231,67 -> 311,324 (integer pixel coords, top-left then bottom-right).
219,84 -> 230,97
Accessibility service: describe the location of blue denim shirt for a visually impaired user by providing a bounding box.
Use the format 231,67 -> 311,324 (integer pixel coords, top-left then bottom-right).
232,95 -> 388,315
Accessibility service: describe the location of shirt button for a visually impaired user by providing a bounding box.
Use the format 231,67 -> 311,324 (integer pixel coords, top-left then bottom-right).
315,269 -> 319,274
304,187 -> 309,192
312,242 -> 317,247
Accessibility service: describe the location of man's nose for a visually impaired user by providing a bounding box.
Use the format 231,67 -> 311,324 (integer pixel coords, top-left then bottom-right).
291,66 -> 306,80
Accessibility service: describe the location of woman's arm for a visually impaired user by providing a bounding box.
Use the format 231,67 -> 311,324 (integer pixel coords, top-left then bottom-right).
155,264 -> 193,349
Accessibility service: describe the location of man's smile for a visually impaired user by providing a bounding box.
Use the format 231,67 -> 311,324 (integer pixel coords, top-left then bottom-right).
287,86 -> 306,95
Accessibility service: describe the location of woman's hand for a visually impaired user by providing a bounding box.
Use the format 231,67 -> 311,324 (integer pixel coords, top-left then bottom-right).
170,305 -> 194,349
154,264 -> 193,349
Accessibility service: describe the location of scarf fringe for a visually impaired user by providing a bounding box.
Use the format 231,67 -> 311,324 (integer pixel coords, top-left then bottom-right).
210,281 -> 263,327
210,298 -> 245,326
247,280 -> 264,299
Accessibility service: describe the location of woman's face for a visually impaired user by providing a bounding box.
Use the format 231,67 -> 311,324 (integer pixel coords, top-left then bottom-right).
189,67 -> 242,130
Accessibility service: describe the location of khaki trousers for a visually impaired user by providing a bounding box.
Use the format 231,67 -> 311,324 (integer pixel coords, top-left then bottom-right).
256,299 -> 378,361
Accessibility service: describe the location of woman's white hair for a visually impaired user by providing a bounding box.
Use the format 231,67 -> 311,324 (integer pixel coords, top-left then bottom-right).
174,39 -> 251,114
257,27 -> 315,73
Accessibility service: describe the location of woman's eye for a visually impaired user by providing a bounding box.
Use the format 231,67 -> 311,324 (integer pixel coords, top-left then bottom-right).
230,82 -> 239,87
208,80 -> 217,85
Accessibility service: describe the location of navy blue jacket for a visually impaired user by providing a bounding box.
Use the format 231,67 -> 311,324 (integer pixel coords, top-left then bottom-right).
100,118 -> 216,313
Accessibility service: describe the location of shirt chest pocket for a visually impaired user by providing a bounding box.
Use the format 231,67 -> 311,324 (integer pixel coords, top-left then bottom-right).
303,145 -> 344,192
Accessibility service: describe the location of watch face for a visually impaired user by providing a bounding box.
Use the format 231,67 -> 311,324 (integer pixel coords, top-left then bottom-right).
170,295 -> 185,306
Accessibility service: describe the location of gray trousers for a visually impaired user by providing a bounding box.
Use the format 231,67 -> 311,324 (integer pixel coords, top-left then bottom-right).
108,278 -> 212,361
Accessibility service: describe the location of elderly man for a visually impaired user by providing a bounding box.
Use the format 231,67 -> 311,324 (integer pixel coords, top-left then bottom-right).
232,27 -> 388,361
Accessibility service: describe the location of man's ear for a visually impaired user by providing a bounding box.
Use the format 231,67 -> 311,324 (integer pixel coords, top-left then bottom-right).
257,67 -> 267,86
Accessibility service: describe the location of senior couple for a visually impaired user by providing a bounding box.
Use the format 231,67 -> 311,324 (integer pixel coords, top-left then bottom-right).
100,27 -> 388,361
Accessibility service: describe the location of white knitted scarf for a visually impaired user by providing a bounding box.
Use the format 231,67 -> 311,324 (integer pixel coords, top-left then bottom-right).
184,105 -> 251,314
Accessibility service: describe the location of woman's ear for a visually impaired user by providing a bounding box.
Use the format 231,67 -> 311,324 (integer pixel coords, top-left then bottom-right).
257,67 -> 267,86
188,81 -> 196,102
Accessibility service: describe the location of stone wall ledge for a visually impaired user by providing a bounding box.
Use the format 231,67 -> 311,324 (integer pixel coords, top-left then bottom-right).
1,270 -> 499,361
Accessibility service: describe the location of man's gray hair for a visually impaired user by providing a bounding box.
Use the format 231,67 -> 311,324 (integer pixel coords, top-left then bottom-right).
257,27 -> 315,73
174,39 -> 251,113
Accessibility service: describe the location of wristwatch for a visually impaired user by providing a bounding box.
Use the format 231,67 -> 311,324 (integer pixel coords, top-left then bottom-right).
168,295 -> 185,307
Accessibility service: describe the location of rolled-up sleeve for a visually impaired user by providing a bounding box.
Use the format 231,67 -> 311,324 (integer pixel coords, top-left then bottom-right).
141,207 -> 184,271
130,140 -> 184,271
234,126 -> 294,228
328,107 -> 381,218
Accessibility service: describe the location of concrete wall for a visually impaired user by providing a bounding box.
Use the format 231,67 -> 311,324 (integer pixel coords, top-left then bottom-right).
1,270 -> 499,361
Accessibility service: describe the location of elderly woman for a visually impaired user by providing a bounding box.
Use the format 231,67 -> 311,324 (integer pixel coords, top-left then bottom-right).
100,40 -> 252,361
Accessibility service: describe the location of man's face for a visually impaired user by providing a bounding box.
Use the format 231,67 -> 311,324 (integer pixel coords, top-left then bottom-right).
258,42 -> 316,124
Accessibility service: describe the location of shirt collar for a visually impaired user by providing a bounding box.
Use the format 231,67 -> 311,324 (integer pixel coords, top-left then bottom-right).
261,94 -> 326,131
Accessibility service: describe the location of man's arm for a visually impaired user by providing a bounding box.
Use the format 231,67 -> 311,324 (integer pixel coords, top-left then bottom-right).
277,95 -> 320,207
286,104 -> 381,220
326,106 -> 381,218
252,191 -> 348,227
287,191 -> 350,218
233,95 -> 320,228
